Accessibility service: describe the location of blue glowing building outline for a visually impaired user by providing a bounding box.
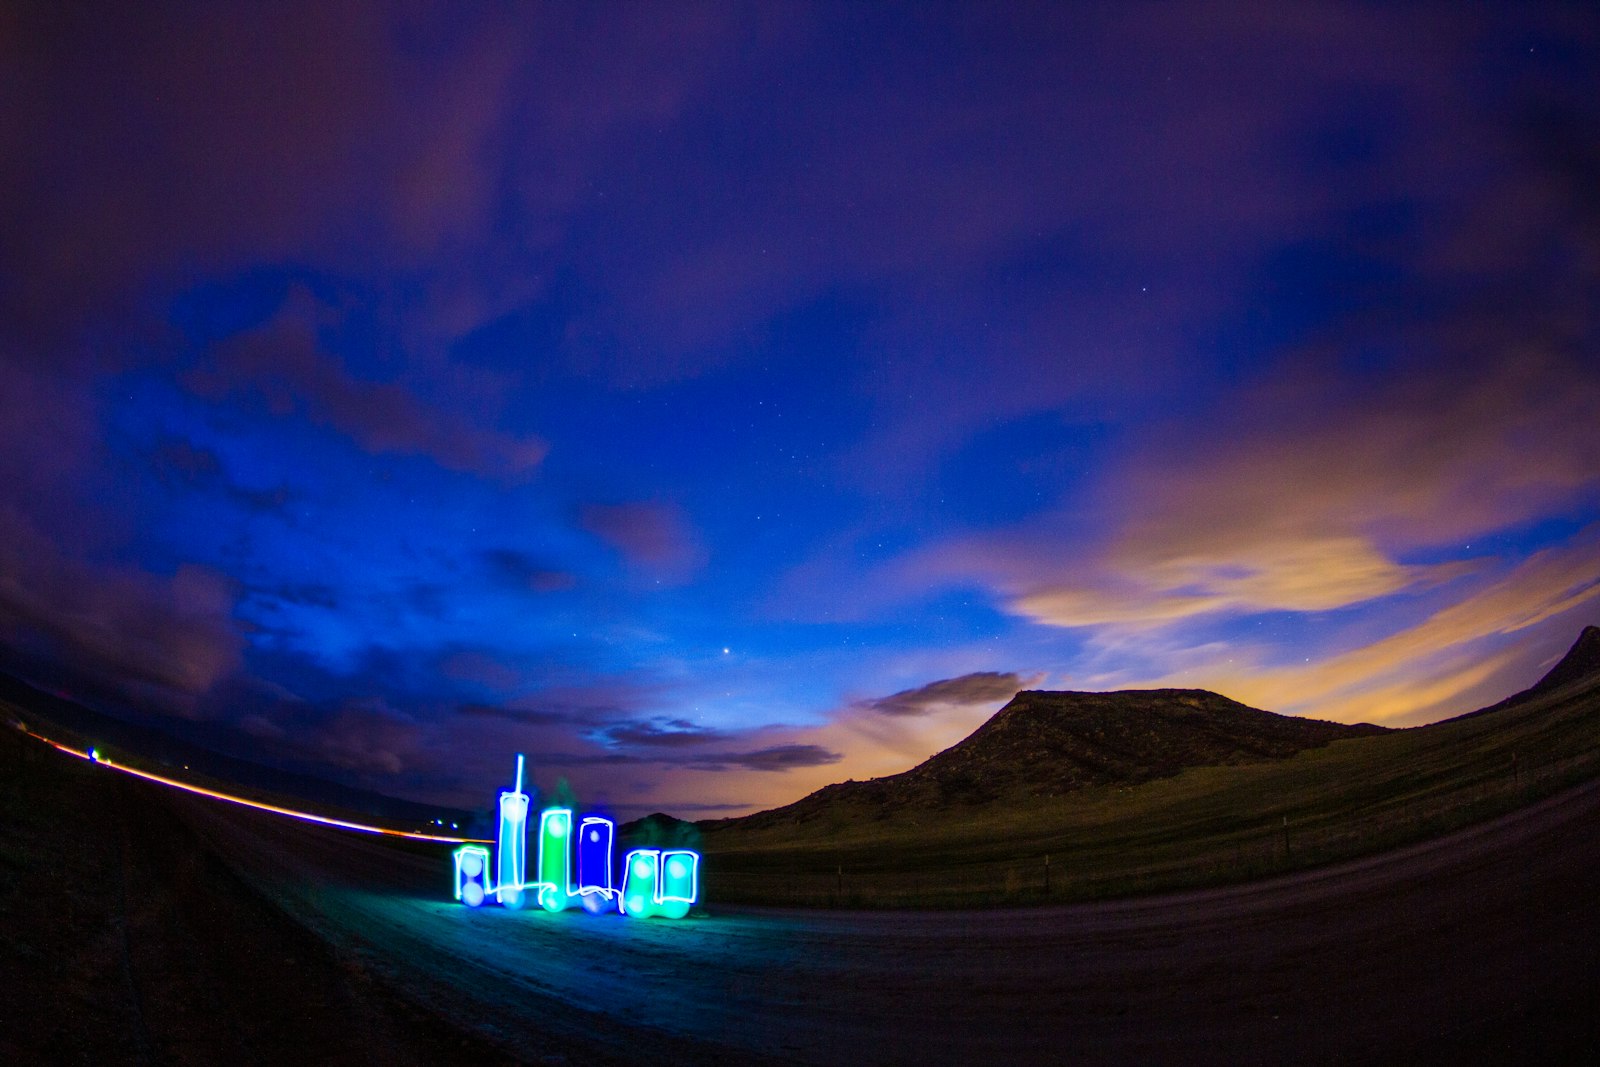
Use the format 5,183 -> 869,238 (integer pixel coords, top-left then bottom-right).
577,815 -> 616,900
454,844 -> 491,907
496,754 -> 530,908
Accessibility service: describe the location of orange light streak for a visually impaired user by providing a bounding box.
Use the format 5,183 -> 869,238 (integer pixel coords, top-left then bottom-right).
21,728 -> 492,844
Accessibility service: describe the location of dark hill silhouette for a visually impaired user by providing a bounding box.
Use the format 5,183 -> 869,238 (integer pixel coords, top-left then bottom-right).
1443,625 -> 1600,723
620,811 -> 703,850
708,688 -> 1387,831
1528,625 -> 1600,694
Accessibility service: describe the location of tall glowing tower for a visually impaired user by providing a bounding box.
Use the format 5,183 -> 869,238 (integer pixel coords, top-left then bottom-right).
496,754 -> 529,908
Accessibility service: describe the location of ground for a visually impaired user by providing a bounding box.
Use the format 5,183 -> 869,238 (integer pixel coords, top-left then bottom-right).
0,731 -> 515,1066
6,723 -> 1597,1064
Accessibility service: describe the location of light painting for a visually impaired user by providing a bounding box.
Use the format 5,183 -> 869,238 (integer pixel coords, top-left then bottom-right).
455,755 -> 699,919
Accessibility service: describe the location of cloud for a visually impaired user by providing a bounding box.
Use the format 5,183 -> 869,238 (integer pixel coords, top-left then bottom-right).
594,717 -> 729,748
252,582 -> 341,611
451,678 -> 662,731
915,67 -> 1598,727
692,744 -> 844,773
435,650 -> 524,692
857,671 -> 1041,717
148,436 -> 224,483
900,198 -> 1600,633
479,549 -> 576,593
181,287 -> 547,478
0,4 -> 545,348
145,435 -> 294,516
0,360 -> 99,514
598,665 -> 1042,810
0,509 -> 243,713
1137,525 -> 1600,724
987,337 -> 1600,635
880,328 -> 1600,730
298,699 -> 424,778
580,501 -> 705,579
238,714 -> 286,740
456,702 -> 572,727
0,371 -> 243,710
1282,531 -> 1600,716
1013,536 -> 1474,631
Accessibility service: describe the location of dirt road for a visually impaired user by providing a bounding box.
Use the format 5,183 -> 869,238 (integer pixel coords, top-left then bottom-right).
172,774 -> 1600,1065
0,741 -> 514,1066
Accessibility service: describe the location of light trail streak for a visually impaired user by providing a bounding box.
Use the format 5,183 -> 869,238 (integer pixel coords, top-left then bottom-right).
21,727 -> 492,844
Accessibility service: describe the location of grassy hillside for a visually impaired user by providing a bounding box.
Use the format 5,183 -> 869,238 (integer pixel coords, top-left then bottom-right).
702,632 -> 1600,908
713,688 -> 1385,831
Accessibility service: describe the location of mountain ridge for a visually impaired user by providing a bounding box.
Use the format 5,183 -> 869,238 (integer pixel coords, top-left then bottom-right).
1441,625 -> 1600,724
705,687 -> 1386,832
1528,624 -> 1600,695
709,625 -> 1600,833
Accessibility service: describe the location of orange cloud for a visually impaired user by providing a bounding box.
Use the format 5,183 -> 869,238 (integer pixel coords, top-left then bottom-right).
1014,347 -> 1597,627
612,668 -> 1044,817
1139,528 -> 1600,724
1014,534 -> 1466,629
894,344 -> 1600,730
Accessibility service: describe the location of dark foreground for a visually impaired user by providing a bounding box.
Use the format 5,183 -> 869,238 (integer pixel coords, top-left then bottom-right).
0,735 -> 515,1065
6,736 -> 1600,1065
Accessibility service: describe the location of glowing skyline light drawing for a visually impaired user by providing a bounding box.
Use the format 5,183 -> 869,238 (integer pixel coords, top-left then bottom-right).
454,844 -> 491,908
448,757 -> 700,918
658,850 -> 699,919
536,807 -> 575,911
496,754 -> 529,908
621,849 -> 662,918
577,815 -> 617,913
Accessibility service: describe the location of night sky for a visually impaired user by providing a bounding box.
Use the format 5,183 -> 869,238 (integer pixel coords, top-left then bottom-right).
4,3 -> 1598,817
